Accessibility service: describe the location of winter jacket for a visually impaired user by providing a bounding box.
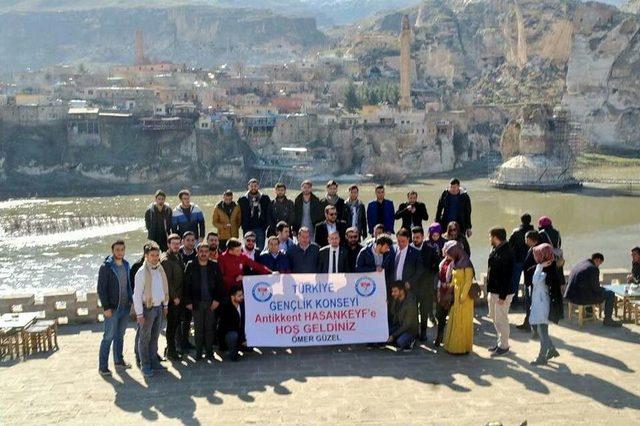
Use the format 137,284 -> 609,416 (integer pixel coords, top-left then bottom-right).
565,259 -> 606,305
539,226 -> 561,249
394,202 -> 429,232
366,199 -> 395,236
97,255 -> 132,311
258,251 -> 292,273
292,192 -> 324,233
287,243 -> 321,273
509,223 -> 534,263
435,189 -> 472,233
238,192 -> 271,232
389,293 -> 419,338
267,196 -> 295,236
355,243 -> 395,286
342,200 -> 368,240
160,251 -> 185,301
212,200 -> 241,240
172,204 -> 205,239
486,241 -> 515,300
218,251 -> 271,292
217,301 -> 246,349
319,195 -> 346,221
145,202 -> 173,251
183,259 -> 225,306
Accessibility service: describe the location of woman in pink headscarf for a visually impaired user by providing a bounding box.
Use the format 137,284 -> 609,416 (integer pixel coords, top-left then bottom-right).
529,243 -> 564,365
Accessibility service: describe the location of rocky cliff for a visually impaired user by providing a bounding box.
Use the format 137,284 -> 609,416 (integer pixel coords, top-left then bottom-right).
348,0 -> 640,148
0,121 -> 246,197
0,5 -> 326,72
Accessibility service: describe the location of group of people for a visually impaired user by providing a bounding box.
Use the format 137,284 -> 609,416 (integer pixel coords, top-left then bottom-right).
97,177 -> 638,376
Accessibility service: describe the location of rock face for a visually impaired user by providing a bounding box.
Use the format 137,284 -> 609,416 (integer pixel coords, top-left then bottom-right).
0,121 -> 246,196
352,0 -> 640,149
563,3 -> 640,148
0,6 -> 326,72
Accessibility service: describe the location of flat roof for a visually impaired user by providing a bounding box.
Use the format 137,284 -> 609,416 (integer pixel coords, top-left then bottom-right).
68,107 -> 100,114
281,147 -> 307,153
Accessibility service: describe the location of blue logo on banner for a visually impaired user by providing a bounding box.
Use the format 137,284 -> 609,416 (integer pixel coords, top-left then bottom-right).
355,277 -> 376,297
252,282 -> 273,302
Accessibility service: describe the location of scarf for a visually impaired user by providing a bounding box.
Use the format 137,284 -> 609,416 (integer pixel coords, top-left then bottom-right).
220,200 -> 236,219
247,191 -> 262,219
533,243 -> 554,264
443,240 -> 473,283
325,194 -> 339,205
344,198 -> 362,215
439,258 -> 452,284
143,260 -> 169,309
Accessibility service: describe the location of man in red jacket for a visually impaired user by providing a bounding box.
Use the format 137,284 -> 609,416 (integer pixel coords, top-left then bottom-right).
218,238 -> 272,292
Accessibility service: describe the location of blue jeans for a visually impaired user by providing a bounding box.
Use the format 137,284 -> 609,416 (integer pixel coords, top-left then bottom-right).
511,262 -> 524,303
389,325 -> 415,349
99,305 -> 130,370
535,324 -> 555,360
138,306 -> 163,373
225,331 -> 240,360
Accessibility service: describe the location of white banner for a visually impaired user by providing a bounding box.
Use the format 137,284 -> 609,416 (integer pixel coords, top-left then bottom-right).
243,272 -> 388,347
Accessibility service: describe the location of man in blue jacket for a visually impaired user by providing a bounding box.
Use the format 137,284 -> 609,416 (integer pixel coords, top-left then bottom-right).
366,184 -> 395,237
356,235 -> 395,295
172,189 -> 205,241
97,239 -> 132,376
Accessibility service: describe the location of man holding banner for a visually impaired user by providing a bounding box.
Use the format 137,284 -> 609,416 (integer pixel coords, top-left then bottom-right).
242,271 -> 389,347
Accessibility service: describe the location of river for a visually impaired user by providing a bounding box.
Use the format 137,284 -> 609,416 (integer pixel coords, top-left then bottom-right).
0,179 -> 638,294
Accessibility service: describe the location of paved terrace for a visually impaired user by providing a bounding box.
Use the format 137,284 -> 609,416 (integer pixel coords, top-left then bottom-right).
1,308 -> 639,425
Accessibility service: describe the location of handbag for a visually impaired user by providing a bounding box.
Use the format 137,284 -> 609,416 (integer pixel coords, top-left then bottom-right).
468,281 -> 482,301
437,284 -> 454,309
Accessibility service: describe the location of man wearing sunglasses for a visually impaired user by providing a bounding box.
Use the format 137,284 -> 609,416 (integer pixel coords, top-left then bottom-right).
314,205 -> 347,248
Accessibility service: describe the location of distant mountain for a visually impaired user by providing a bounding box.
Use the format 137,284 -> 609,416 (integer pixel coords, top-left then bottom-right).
0,5 -> 327,72
0,0 -> 424,26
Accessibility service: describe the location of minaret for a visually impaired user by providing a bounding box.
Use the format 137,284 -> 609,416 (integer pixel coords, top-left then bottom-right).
135,29 -> 145,65
399,15 -> 412,111
415,4 -> 425,28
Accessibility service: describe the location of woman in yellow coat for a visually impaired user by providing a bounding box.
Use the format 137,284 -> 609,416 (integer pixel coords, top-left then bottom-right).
442,240 -> 475,355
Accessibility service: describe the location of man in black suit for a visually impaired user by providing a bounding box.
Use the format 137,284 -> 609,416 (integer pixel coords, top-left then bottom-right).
343,185 -> 367,241
314,205 -> 347,248
217,285 -> 247,361
410,226 -> 436,341
318,231 -> 350,273
345,227 -> 363,272
394,190 -> 429,232
392,228 -> 424,292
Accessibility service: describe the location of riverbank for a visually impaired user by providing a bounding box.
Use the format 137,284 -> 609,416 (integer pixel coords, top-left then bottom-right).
2,308 -> 639,425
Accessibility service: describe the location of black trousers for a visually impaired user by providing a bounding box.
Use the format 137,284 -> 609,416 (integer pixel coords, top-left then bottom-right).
435,303 -> 449,339
192,301 -> 216,355
166,302 -> 181,353
179,303 -> 193,349
415,281 -> 435,329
